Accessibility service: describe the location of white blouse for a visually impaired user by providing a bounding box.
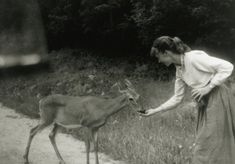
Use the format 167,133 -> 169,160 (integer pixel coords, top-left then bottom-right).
158,50 -> 234,110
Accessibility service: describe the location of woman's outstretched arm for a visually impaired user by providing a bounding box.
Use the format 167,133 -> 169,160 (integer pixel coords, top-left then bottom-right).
141,73 -> 187,117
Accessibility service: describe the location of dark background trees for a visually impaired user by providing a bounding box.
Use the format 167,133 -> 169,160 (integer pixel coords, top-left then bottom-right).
37,0 -> 235,58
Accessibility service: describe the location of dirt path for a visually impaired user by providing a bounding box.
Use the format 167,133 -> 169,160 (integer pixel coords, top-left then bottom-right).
0,104 -> 126,164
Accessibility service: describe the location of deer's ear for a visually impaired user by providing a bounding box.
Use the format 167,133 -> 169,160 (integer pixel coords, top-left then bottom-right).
110,82 -> 121,93
124,79 -> 134,89
111,82 -> 120,89
111,82 -> 117,88
111,82 -> 127,94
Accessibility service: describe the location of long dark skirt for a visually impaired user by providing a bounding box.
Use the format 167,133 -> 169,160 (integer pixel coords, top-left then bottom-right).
192,83 -> 235,164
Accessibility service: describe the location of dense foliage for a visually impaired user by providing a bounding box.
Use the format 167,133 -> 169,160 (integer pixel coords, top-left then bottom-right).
37,0 -> 235,55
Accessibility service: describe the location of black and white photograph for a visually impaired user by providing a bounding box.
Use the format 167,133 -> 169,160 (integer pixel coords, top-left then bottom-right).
0,0 -> 235,164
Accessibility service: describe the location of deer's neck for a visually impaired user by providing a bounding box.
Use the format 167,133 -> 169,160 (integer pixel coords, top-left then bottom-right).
104,94 -> 128,117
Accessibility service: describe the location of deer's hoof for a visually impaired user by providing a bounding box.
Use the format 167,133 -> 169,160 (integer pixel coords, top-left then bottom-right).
24,161 -> 30,164
59,160 -> 66,164
23,156 -> 29,164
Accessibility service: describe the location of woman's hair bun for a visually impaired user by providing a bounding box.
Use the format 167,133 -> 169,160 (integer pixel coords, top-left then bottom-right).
173,37 -> 182,44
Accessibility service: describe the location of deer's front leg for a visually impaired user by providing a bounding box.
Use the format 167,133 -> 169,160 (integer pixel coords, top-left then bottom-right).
85,129 -> 91,164
91,129 -> 99,164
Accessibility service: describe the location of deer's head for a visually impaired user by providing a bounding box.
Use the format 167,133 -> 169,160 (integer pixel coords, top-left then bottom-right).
111,79 -> 142,112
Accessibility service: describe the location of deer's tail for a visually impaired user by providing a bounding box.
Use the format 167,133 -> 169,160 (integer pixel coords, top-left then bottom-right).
38,96 -> 61,126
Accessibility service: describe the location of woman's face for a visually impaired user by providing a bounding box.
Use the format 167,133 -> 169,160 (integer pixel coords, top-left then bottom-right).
152,48 -> 173,66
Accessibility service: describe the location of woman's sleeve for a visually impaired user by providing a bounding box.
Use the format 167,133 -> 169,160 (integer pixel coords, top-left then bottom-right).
192,53 -> 234,87
158,74 -> 187,111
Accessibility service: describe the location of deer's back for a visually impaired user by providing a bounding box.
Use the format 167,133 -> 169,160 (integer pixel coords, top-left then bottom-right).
40,94 -> 110,127
64,96 -> 110,117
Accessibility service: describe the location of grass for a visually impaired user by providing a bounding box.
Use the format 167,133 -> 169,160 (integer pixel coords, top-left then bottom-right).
0,49 -> 210,164
95,84 -> 196,164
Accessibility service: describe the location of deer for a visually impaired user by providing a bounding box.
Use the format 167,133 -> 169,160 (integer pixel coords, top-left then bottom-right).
23,79 -> 142,164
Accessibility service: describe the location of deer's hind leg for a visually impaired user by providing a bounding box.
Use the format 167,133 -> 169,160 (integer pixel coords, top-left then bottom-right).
23,122 -> 48,164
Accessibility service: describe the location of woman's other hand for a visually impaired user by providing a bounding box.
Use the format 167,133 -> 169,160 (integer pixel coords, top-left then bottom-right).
192,85 -> 213,101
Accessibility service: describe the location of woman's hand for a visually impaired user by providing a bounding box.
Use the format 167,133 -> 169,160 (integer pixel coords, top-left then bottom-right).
138,108 -> 161,117
192,85 -> 213,102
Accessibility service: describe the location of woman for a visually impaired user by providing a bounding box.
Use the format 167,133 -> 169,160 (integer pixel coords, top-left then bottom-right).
140,36 -> 235,164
